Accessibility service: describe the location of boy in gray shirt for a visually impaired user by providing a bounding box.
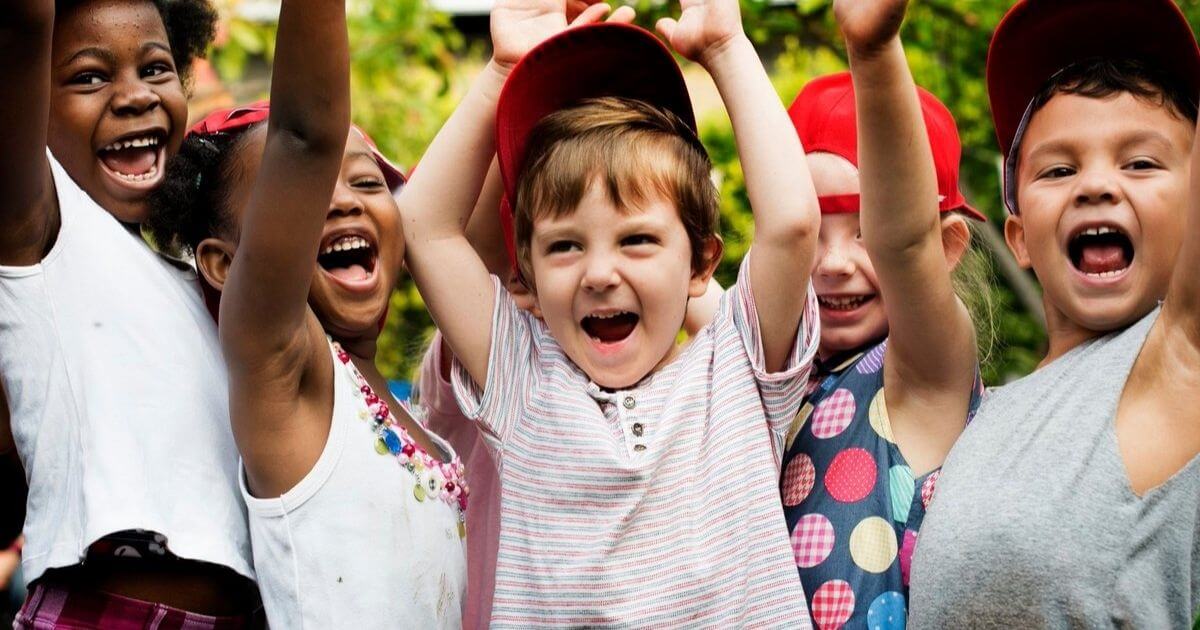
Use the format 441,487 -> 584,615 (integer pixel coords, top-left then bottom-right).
909,0 -> 1200,627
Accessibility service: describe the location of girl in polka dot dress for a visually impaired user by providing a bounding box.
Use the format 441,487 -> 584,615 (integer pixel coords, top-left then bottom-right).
777,1 -> 986,627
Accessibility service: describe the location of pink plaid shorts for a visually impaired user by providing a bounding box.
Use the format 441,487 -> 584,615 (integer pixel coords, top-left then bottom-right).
15,583 -> 263,630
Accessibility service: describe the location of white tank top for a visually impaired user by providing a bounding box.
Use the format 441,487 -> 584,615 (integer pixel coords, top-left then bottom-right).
242,340 -> 467,629
0,154 -> 253,583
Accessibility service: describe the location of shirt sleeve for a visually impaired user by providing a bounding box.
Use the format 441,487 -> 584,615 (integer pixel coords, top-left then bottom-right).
712,252 -> 821,436
449,275 -> 537,448
418,333 -> 493,460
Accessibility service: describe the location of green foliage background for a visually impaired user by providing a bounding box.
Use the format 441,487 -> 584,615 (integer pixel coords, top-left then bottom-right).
208,0 -> 1200,384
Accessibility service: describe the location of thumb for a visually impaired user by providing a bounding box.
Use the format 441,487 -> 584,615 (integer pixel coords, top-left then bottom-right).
570,2 -> 613,27
606,5 -> 636,24
655,16 -> 677,41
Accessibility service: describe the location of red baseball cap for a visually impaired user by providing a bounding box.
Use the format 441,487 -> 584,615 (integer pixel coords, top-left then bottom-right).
190,101 -> 407,192
787,71 -> 982,221
494,22 -> 696,268
988,0 -> 1200,160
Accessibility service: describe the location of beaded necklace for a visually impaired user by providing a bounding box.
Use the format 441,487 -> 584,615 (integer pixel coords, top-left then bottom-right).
335,342 -> 468,538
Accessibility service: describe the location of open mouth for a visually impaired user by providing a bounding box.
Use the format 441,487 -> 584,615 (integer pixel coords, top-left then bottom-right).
317,233 -> 378,285
581,311 -> 639,344
1067,225 -> 1134,279
818,294 -> 874,312
97,133 -> 166,185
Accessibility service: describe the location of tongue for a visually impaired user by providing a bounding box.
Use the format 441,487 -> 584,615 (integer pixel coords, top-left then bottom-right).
101,148 -> 157,176
1078,244 -> 1128,274
328,264 -> 369,283
588,316 -> 636,343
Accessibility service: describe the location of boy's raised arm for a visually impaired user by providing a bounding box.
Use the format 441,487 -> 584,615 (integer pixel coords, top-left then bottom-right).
400,0 -> 623,387
0,1 -> 55,266
839,0 -> 977,392
657,0 -> 819,372
1167,111 -> 1200,344
219,0 -> 351,361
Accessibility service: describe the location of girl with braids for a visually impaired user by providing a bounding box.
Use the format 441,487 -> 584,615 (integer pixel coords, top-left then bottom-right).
0,0 -> 262,626
146,2 -> 469,625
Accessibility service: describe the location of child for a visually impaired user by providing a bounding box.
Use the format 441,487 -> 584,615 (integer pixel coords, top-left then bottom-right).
146,3 -> 469,625
0,1 -> 259,625
399,0 -> 822,623
777,0 -> 986,622
910,0 -> 1200,627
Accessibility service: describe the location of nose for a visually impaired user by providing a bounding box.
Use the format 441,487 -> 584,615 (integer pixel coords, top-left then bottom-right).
581,251 -> 620,293
1074,166 -> 1123,207
327,180 -> 364,218
110,73 -> 160,116
815,240 -> 855,278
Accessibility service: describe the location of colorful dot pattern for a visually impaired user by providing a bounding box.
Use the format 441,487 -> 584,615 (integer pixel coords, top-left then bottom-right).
780,340 -> 982,629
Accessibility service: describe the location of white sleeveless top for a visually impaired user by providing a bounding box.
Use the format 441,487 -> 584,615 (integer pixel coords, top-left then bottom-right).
0,154 -> 252,584
242,340 -> 467,629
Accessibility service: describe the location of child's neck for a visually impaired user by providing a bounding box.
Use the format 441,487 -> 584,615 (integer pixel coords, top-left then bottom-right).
1040,299 -> 1153,367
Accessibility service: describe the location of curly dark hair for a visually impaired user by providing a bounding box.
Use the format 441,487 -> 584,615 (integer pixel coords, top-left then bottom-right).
1029,57 -> 1199,126
55,0 -> 218,81
146,124 -> 262,256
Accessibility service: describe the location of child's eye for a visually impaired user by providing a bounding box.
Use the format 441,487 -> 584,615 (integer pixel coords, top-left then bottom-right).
142,63 -> 175,79
69,72 -> 107,86
352,178 -> 385,190
1038,166 -> 1076,180
621,234 -> 658,247
546,240 -> 580,255
1124,158 -> 1160,171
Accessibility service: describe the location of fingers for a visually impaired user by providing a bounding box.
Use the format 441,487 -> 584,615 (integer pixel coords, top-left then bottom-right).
655,16 -> 677,41
606,5 -> 636,24
569,2 -> 613,27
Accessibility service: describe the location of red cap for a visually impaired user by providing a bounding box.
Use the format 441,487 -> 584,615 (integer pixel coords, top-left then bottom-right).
787,71 -> 982,221
189,101 -> 407,192
495,22 -> 695,269
988,0 -> 1200,159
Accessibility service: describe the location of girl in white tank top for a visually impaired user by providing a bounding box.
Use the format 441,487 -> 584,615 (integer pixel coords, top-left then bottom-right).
143,4 -> 466,627
0,0 -> 260,624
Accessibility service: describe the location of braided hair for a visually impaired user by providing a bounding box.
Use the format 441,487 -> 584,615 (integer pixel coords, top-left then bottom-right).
146,125 -> 262,256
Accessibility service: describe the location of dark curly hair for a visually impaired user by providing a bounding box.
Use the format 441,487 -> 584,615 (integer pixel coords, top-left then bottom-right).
146,124 -> 262,256
55,0 -> 218,81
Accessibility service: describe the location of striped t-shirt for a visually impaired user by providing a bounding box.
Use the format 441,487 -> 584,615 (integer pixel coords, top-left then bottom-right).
451,256 -> 820,628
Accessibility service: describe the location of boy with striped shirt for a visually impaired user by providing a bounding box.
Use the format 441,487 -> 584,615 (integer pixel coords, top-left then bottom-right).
399,0 -> 821,624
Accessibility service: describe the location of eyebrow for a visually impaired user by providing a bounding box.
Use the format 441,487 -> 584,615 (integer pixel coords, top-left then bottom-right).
61,42 -> 173,68
1025,129 -> 1178,164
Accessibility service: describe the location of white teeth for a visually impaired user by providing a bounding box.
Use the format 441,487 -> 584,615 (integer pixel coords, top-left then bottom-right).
320,235 -> 371,256
819,295 -> 868,308
1080,226 -> 1120,237
101,135 -> 160,153
589,311 -> 630,320
1085,269 -> 1127,278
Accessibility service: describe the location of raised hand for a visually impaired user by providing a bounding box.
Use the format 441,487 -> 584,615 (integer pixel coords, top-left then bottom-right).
833,0 -> 910,58
491,0 -> 635,72
654,0 -> 744,67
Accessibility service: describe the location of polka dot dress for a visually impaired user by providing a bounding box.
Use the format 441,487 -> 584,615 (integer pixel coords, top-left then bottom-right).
780,340 -> 982,630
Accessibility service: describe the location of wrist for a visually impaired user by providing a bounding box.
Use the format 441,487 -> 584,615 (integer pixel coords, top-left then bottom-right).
845,35 -> 902,65
700,32 -> 752,76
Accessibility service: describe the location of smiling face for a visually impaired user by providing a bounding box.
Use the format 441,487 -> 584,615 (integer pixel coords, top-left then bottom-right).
219,129 -> 403,341
1008,91 -> 1194,339
49,0 -> 188,224
529,179 -> 712,389
807,153 -> 889,358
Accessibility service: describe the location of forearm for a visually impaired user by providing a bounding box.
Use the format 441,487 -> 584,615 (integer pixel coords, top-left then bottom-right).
849,38 -> 941,258
465,158 -> 509,276
705,36 -> 818,251
1167,114 -> 1200,335
400,61 -> 507,246
268,0 -> 351,152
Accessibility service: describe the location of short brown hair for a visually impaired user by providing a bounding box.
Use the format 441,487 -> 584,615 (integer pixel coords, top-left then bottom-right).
513,97 -> 720,288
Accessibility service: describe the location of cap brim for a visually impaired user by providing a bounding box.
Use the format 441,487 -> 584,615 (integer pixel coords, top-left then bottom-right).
496,23 -> 695,205
988,0 -> 1200,157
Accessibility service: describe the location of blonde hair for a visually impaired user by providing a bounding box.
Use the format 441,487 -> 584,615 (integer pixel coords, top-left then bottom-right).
945,214 -> 997,368
513,97 -> 719,288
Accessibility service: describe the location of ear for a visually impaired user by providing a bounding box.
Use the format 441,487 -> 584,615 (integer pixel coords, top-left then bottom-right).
689,235 -> 724,298
940,215 -> 972,270
505,269 -> 538,314
195,237 -> 236,293
1003,214 -> 1032,269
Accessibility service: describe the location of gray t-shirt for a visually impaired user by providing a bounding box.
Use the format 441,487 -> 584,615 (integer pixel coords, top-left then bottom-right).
910,308 -> 1200,628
